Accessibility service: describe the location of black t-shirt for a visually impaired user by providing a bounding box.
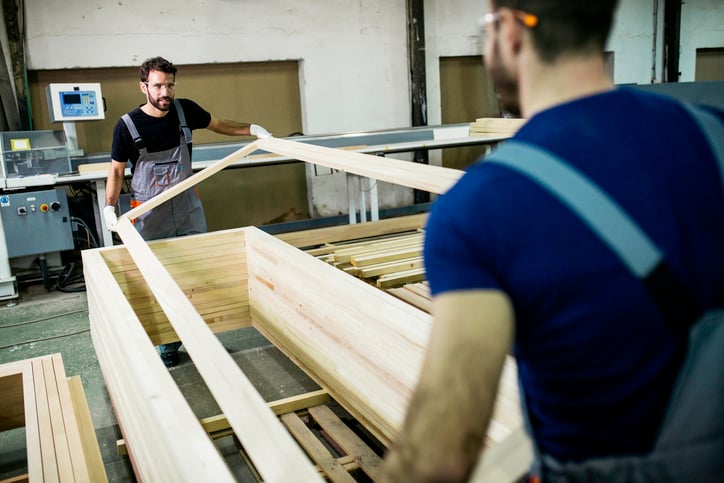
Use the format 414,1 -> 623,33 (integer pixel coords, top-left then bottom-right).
111,98 -> 211,170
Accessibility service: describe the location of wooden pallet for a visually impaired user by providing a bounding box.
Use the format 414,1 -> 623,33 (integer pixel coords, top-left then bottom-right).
114,389 -> 383,482
0,354 -> 107,483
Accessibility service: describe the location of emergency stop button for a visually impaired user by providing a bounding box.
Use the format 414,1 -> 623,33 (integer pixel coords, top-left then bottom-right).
40,203 -> 49,213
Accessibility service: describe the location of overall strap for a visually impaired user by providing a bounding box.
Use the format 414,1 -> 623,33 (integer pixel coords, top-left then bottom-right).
121,113 -> 145,150
485,140 -> 699,331
173,99 -> 193,145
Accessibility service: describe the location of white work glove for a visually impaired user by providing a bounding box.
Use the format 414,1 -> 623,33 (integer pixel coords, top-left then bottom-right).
103,205 -> 118,230
250,124 -> 272,139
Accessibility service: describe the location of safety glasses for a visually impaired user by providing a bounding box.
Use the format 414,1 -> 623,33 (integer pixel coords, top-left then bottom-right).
480,9 -> 539,28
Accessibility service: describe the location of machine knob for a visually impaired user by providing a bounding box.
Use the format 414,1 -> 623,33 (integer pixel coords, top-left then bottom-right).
50,201 -> 61,212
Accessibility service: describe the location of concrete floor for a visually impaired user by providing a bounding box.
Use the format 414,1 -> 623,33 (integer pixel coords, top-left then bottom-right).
0,281 -> 322,481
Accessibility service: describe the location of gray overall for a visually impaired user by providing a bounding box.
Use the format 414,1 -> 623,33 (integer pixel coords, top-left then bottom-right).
486,104 -> 724,482
121,99 -> 207,242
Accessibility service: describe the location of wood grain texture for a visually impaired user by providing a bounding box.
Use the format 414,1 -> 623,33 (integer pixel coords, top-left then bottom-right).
256,138 -> 463,195
111,218 -> 321,482
83,248 -> 236,482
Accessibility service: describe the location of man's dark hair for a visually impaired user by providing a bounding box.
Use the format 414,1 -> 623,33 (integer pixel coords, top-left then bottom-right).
140,56 -> 178,82
492,0 -> 619,63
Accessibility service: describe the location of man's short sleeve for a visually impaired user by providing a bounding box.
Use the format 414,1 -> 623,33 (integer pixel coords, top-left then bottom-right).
178,98 -> 212,130
423,172 -> 504,296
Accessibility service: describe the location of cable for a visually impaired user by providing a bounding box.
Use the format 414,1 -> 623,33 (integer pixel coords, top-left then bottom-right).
0,328 -> 90,351
71,216 -> 99,249
56,261 -> 87,293
0,308 -> 88,328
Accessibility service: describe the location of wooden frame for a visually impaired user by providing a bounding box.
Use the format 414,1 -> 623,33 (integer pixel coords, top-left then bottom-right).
83,138 -> 530,482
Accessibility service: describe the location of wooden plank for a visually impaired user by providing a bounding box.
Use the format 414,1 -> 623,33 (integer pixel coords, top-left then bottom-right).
350,244 -> 422,267
31,358 -> 59,483
355,256 -> 424,278
118,389 -> 332,454
469,117 -> 527,134
334,236 -> 422,264
386,286 -> 432,313
83,249 -> 236,482
247,226 -> 430,446
120,141 -> 261,222
21,360 -> 42,482
41,357 -> 75,481
275,213 -> 428,249
256,138 -> 463,195
471,426 -> 533,483
376,267 -> 426,288
307,405 -> 382,478
50,355 -> 93,483
67,376 -> 107,483
281,412 -> 356,483
0,474 -> 29,483
111,218 -> 322,483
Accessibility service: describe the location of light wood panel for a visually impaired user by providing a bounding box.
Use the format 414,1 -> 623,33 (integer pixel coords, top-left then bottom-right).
256,138 -> 463,195
0,355 -> 107,483
84,248 -> 236,482
98,228 -> 249,345
111,218 -> 321,483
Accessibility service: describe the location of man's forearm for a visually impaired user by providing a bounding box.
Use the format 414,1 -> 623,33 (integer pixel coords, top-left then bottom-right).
105,163 -> 125,207
377,290 -> 514,482
209,118 -> 252,136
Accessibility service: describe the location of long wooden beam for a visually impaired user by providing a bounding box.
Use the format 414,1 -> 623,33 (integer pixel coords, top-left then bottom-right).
111,217 -> 322,482
121,140 -> 261,221
257,137 -> 463,194
84,247 -> 234,482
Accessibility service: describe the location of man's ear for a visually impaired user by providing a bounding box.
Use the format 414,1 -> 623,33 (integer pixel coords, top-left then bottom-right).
139,81 -> 147,94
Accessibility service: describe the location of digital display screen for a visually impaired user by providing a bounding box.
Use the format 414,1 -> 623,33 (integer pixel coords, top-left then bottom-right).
62,93 -> 82,105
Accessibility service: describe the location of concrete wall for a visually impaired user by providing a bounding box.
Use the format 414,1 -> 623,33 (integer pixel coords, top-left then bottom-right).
23,0 -> 723,217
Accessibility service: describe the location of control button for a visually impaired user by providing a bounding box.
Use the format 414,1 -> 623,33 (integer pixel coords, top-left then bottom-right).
17,206 -> 27,215
50,201 -> 61,212
40,203 -> 49,213
30,204 -> 36,212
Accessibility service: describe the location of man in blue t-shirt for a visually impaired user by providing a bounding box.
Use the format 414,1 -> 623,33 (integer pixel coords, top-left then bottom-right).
379,0 -> 723,481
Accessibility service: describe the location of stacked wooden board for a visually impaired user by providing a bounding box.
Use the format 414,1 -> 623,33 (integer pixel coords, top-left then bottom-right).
469,117 -> 527,137
83,138 -> 531,482
0,354 -> 107,482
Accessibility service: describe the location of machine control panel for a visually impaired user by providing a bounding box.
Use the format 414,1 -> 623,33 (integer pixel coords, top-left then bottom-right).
46,83 -> 105,122
0,188 -> 74,258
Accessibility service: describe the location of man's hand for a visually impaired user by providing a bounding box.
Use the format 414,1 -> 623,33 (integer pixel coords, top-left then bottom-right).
250,124 -> 272,139
103,205 -> 118,230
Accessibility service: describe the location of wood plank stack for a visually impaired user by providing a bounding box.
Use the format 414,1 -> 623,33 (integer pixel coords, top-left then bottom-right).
469,117 -> 527,138
0,354 -> 107,482
305,230 -> 425,289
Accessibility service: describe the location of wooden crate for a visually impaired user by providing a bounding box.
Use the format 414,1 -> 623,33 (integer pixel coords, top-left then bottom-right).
82,138 -> 530,482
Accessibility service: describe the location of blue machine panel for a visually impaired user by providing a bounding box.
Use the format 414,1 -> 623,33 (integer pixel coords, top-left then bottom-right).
0,188 -> 74,258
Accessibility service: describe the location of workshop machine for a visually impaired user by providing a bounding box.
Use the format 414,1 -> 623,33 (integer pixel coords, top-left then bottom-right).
0,83 -> 104,300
